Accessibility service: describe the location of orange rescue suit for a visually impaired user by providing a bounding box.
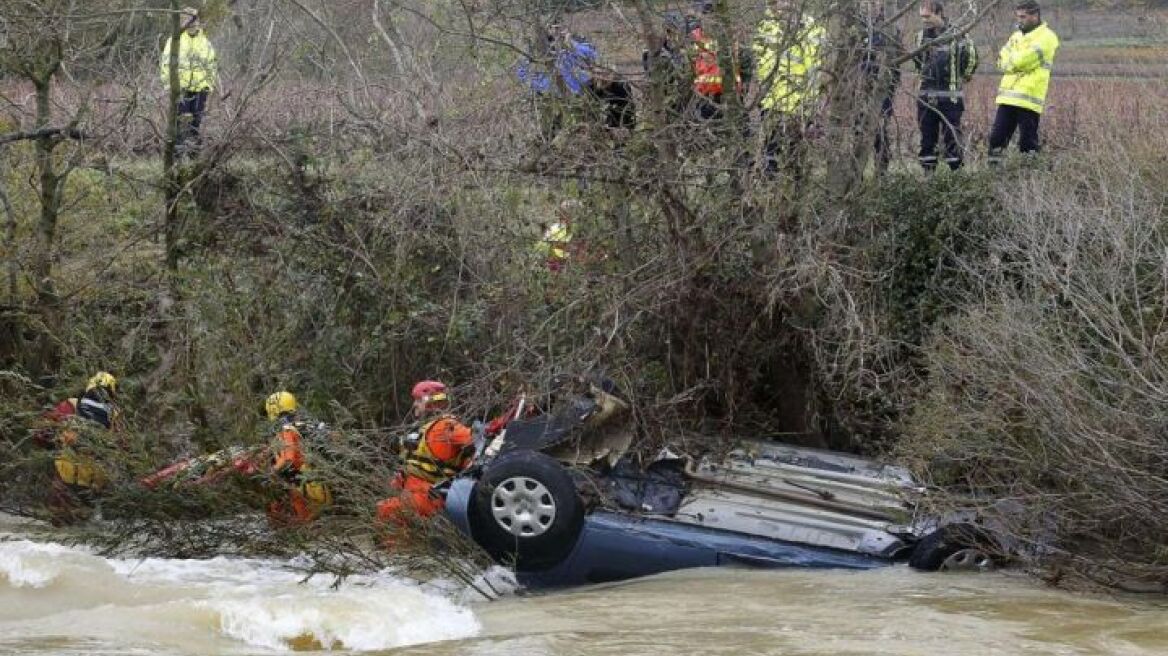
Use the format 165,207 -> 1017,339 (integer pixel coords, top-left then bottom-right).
377,416 -> 474,523
691,27 -> 725,97
268,421 -> 330,525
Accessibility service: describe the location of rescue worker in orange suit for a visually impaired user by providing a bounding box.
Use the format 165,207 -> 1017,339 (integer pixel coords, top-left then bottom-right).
689,21 -> 725,120
265,391 -> 331,526
34,372 -> 121,524
376,380 -> 475,525
686,4 -> 749,121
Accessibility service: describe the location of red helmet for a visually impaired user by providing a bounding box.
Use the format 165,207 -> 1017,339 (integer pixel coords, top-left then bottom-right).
411,380 -> 448,407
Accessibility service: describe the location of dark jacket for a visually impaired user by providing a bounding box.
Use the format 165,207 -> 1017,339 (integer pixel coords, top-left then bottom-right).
914,23 -> 978,99
76,388 -> 116,429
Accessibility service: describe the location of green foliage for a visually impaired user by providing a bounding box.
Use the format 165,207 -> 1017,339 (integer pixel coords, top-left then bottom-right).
868,171 -> 1000,349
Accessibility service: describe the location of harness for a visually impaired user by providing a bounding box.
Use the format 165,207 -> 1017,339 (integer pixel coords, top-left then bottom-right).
405,416 -> 474,484
273,419 -> 333,508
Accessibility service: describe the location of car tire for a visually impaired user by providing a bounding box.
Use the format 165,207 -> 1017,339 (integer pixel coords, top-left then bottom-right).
470,451 -> 584,571
909,523 -> 997,572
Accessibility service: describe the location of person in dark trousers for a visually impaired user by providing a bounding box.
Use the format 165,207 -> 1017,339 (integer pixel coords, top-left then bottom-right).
988,0 -> 1059,164
160,7 -> 218,157
913,0 -> 977,171
861,0 -> 902,173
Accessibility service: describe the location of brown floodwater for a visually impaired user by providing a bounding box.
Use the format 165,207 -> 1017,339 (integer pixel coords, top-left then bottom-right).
3,515 -> 1166,655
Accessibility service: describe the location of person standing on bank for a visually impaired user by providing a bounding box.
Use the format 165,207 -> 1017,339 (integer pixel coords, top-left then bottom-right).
914,0 -> 977,171
988,0 -> 1058,165
753,0 -> 827,178
160,7 -> 218,156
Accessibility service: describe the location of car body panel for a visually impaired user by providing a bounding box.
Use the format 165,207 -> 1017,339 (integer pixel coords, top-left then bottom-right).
671,488 -> 909,558
497,510 -> 890,588
445,440 -> 919,588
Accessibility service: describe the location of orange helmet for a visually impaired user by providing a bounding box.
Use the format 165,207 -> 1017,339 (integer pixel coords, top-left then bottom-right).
411,380 -> 448,408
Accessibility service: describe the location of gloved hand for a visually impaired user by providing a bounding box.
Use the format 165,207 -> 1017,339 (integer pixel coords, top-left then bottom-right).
429,478 -> 452,499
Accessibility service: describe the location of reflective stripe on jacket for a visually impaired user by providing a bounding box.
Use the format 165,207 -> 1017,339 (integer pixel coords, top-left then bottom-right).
160,30 -> 218,92
914,23 -> 978,100
753,12 -> 825,114
404,415 -> 474,484
690,28 -> 724,97
995,23 -> 1058,114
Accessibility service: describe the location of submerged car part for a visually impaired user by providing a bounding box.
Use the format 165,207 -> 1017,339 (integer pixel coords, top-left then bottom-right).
467,450 -> 585,571
447,393 -> 998,587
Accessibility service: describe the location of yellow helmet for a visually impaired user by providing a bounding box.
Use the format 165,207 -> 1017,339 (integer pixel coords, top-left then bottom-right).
265,391 -> 298,421
86,371 -> 118,394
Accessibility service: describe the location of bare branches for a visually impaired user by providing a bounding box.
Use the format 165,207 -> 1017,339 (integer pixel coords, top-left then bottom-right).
370,0 -> 428,121
0,126 -> 88,146
891,0 -> 1007,66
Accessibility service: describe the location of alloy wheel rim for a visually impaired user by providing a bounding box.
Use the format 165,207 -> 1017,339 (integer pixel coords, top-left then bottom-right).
491,476 -> 557,538
940,547 -> 994,572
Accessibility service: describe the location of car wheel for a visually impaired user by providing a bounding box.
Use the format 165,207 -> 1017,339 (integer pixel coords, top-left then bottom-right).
909,523 -> 997,572
470,450 -> 584,571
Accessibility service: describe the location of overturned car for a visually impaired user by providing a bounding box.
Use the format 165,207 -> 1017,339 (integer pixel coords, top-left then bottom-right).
445,383 -> 999,588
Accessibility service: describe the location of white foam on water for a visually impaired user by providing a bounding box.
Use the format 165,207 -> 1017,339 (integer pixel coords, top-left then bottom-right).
206,581 -> 481,652
0,539 -> 111,589
107,554 -> 306,591
1,536 -> 487,653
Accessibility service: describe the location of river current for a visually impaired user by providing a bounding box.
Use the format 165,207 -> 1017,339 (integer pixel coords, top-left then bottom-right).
2,515 -> 1166,655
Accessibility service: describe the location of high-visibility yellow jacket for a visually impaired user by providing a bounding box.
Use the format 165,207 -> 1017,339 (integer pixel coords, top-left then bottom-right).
536,221 -> 572,263
753,12 -> 825,114
160,30 -> 218,92
995,23 -> 1058,114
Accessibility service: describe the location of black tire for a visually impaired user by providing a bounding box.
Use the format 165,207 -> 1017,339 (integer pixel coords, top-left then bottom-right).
909,523 -> 997,572
469,450 -> 584,571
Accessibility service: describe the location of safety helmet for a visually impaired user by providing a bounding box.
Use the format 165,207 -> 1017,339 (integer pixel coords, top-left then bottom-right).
265,391 -> 298,421
86,371 -> 118,395
411,380 -> 448,407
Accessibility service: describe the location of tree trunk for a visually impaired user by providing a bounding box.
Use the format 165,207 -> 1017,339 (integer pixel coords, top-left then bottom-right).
0,151 -> 16,303
32,76 -> 63,375
33,79 -> 60,308
163,0 -> 183,274
822,9 -> 870,199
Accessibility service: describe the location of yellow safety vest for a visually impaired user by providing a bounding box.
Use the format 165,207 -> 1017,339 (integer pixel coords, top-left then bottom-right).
753,12 -> 825,114
995,23 -> 1059,114
160,30 -> 218,92
537,222 -> 572,262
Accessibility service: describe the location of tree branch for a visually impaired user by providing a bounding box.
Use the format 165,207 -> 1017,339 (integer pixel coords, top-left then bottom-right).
0,127 -> 88,146
891,0 -> 1007,67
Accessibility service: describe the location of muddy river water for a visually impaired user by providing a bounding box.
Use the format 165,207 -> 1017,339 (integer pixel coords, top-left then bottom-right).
2,516 -> 1166,656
